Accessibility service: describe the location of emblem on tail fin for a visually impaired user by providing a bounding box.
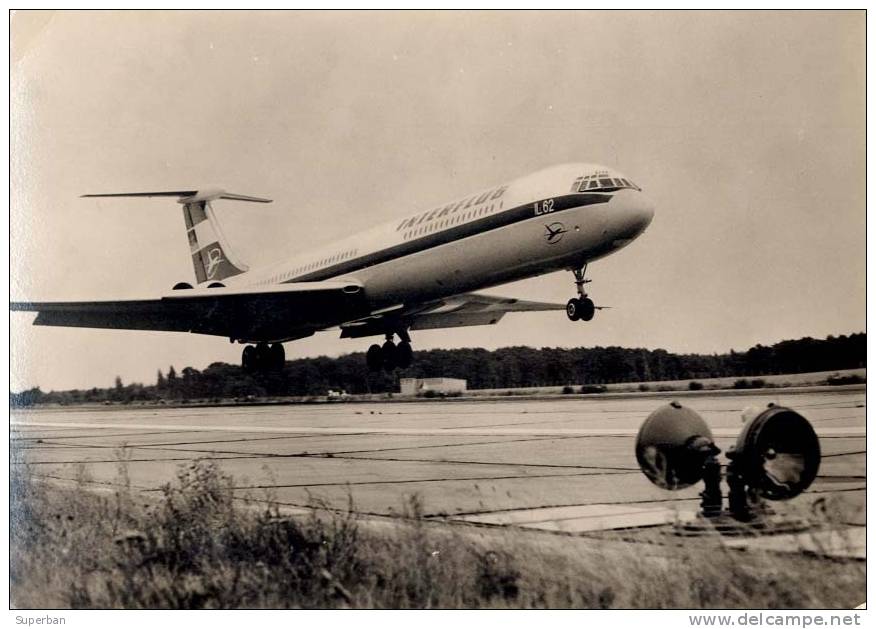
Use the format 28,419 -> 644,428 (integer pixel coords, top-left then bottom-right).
205,247 -> 225,280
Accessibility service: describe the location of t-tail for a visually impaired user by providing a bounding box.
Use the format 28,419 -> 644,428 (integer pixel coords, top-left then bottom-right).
81,189 -> 271,284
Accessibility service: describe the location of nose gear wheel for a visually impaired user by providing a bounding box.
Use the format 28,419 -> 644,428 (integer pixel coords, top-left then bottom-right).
567,264 -> 597,322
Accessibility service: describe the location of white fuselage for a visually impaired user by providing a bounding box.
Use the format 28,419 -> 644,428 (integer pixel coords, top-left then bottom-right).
234,163 -> 654,311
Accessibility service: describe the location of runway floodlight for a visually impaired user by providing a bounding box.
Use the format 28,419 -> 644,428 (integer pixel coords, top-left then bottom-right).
634,401 -> 822,526
729,404 -> 821,503
635,401 -> 719,490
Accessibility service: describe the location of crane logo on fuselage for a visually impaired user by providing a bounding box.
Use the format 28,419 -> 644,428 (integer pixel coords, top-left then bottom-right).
544,222 -> 567,245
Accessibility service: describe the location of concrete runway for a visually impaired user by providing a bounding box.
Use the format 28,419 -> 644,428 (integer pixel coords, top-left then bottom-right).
11,389 -> 866,538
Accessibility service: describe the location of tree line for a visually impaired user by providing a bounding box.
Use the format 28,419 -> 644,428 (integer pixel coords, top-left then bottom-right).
10,332 -> 865,406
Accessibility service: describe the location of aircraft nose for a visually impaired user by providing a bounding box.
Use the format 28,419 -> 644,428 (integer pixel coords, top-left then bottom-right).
618,193 -> 655,239
635,194 -> 655,230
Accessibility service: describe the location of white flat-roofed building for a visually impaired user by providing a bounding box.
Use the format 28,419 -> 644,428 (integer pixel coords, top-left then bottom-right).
400,377 -> 467,396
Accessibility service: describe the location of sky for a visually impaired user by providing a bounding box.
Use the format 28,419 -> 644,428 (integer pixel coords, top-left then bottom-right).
10,10 -> 865,391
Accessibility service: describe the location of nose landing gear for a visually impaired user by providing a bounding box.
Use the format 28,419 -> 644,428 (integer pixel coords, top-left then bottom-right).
367,331 -> 414,371
566,263 -> 596,322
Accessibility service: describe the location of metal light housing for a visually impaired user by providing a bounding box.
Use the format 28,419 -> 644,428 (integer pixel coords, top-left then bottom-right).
733,405 -> 820,500
635,401 -> 717,490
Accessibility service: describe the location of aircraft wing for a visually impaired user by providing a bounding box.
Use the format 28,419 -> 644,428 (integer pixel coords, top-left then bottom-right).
340,292 -> 565,338
12,280 -> 366,343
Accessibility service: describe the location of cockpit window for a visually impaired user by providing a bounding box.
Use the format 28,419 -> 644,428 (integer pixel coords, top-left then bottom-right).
572,173 -> 641,193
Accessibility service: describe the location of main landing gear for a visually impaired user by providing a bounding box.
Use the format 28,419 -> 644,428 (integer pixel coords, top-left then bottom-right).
241,342 -> 285,373
566,263 -> 596,322
367,331 -> 413,372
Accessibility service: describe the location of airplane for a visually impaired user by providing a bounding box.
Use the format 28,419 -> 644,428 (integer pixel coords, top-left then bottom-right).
11,163 -> 654,372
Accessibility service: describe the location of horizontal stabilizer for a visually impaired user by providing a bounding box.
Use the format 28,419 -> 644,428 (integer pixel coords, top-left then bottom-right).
81,188 -> 271,284
81,189 -> 272,204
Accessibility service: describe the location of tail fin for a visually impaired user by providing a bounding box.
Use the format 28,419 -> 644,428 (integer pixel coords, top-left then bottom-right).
82,189 -> 272,284
181,196 -> 251,284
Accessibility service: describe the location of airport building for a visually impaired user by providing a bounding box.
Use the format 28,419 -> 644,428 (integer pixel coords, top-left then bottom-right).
400,377 -> 467,396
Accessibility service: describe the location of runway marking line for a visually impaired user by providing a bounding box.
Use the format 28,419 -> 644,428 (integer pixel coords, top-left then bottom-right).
454,503 -> 699,532
10,420 -> 865,438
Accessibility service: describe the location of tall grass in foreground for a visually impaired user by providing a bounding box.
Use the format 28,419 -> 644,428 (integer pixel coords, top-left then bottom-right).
10,456 -> 864,609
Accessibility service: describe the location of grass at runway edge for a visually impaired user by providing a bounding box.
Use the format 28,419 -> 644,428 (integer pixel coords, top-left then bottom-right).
11,456 -> 864,609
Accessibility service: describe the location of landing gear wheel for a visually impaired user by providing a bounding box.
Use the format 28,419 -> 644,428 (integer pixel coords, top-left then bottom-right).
242,345 -> 255,372
396,341 -> 413,369
366,344 -> 383,371
566,298 -> 581,321
578,297 -> 595,322
269,343 -> 285,371
381,340 -> 397,371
